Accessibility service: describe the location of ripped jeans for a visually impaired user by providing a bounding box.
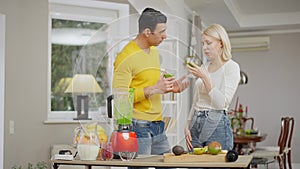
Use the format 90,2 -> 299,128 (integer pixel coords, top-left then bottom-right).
189,110 -> 233,150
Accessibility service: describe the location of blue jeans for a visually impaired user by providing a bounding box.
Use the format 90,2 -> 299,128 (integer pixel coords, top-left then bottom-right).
129,118 -> 171,169
188,110 -> 232,169
132,118 -> 171,155
190,110 -> 233,150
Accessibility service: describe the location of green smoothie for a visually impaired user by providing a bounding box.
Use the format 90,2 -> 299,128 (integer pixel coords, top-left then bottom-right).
114,88 -> 135,125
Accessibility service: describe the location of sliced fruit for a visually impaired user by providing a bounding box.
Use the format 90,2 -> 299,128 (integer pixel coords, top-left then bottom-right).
193,148 -> 206,155
221,150 -> 228,154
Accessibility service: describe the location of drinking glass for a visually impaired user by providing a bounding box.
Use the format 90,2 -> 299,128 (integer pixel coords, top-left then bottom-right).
100,142 -> 113,161
186,56 -> 202,78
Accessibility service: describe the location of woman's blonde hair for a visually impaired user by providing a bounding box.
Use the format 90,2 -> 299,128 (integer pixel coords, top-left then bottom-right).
203,24 -> 232,60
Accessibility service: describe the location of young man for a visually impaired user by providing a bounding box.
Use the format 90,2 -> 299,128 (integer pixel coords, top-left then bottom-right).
113,7 -> 189,156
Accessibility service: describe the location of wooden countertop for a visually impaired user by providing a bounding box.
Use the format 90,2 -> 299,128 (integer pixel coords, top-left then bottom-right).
51,154 -> 253,168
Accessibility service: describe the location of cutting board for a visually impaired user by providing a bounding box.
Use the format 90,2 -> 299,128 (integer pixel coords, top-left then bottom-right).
163,153 -> 227,162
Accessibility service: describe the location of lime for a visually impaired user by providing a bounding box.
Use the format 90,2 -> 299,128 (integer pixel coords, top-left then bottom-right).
164,73 -> 173,78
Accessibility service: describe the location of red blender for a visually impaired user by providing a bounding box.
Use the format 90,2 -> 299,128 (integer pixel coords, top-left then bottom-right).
107,88 -> 138,161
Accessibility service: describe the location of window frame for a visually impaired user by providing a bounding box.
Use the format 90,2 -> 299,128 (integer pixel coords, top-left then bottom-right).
46,0 -> 129,123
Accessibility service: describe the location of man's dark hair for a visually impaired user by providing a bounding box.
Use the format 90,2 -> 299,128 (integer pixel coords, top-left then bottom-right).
138,7 -> 167,33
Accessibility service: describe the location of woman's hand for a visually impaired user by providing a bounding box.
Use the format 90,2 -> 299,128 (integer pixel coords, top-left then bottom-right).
186,63 -> 208,80
185,126 -> 193,151
171,74 -> 190,93
144,74 -> 190,98
186,64 -> 212,92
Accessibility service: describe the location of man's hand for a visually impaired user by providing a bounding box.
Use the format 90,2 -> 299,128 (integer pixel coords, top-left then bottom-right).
144,74 -> 175,98
144,74 -> 190,98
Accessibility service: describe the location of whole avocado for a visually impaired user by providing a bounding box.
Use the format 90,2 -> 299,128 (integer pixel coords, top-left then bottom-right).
172,145 -> 185,156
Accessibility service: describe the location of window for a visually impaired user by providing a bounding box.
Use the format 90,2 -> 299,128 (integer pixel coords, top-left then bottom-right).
47,0 -> 129,122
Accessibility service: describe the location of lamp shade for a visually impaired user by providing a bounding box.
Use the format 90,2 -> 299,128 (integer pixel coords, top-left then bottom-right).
65,74 -> 103,93
53,77 -> 72,94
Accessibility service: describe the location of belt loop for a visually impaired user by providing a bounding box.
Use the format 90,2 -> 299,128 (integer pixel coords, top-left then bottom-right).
195,110 -> 210,117
205,111 -> 208,117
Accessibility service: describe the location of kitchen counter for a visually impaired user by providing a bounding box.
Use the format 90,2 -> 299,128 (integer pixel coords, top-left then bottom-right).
51,154 -> 253,169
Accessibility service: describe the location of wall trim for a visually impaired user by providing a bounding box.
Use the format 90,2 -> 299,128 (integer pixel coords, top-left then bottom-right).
229,28 -> 300,37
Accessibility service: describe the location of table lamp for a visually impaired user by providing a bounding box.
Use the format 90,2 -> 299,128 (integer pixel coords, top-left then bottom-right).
65,74 -> 103,120
239,71 -> 248,85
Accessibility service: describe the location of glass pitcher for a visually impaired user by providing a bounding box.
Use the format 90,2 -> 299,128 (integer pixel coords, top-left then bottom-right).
76,126 -> 100,160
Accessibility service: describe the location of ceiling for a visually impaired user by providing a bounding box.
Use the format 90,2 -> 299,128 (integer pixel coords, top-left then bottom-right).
184,0 -> 300,34
100,0 -> 300,35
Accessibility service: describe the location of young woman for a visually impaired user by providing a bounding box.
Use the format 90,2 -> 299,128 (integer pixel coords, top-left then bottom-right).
185,24 -> 240,151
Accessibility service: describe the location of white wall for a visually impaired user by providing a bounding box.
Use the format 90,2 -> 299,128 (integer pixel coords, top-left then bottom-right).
232,33 -> 300,163
0,13 -> 5,169
0,0 -> 80,168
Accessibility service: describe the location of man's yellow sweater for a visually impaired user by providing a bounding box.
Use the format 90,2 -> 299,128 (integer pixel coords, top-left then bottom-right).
113,40 -> 162,121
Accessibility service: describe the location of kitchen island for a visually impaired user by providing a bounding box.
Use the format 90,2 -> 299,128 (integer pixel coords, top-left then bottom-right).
51,154 -> 253,169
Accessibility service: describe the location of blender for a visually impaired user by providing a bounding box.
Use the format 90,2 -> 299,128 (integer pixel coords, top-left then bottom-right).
107,88 -> 138,160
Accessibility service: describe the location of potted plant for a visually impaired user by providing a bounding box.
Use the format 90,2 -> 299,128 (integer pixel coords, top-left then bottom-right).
12,161 -> 47,169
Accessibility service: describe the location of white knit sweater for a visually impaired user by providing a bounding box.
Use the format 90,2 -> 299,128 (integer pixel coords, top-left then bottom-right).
188,59 -> 240,120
